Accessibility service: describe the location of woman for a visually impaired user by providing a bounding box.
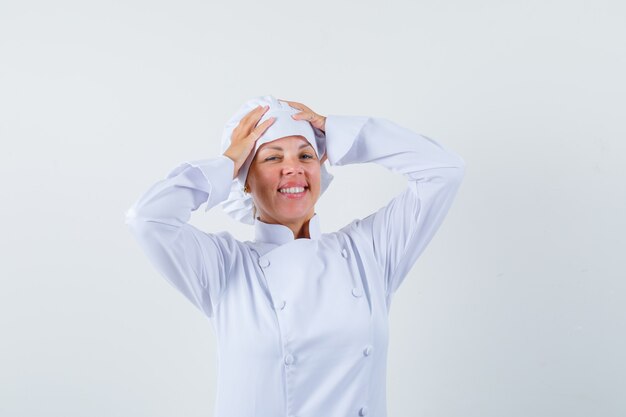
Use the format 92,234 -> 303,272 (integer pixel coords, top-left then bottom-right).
125,95 -> 465,417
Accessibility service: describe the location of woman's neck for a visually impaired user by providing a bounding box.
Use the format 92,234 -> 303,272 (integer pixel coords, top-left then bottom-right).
293,219 -> 311,239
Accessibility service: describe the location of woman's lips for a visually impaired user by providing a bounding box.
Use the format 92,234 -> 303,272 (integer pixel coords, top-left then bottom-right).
277,187 -> 308,199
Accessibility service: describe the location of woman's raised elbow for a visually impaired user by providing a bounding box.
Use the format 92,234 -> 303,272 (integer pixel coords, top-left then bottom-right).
124,207 -> 159,239
448,155 -> 466,183
440,160 -> 465,188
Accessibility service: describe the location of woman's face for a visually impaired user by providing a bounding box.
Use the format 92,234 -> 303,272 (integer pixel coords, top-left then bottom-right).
246,135 -> 321,226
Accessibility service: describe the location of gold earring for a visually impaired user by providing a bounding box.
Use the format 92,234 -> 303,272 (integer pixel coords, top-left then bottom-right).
243,184 -> 250,194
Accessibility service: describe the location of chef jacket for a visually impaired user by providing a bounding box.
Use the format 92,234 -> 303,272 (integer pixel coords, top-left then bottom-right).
125,115 -> 465,417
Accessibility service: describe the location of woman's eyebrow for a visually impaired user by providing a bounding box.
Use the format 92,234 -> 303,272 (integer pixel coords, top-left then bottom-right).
263,143 -> 313,151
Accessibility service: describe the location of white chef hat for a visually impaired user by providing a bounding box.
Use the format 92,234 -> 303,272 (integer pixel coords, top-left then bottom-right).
218,95 -> 334,225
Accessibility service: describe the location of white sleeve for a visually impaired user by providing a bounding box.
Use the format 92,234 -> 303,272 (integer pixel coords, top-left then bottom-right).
124,155 -> 237,318
325,115 -> 466,301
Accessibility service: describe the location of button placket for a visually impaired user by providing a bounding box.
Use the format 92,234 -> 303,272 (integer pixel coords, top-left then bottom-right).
363,345 -> 372,356
359,406 -> 369,416
342,246 -> 364,300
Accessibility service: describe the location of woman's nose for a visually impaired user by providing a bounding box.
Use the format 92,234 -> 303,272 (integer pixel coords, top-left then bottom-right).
281,158 -> 305,175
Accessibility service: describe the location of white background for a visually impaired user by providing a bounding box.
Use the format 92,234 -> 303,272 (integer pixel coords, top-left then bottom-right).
1,0 -> 624,416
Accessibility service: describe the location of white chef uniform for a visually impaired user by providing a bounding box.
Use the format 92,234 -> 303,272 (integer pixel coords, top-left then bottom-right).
125,114 -> 466,417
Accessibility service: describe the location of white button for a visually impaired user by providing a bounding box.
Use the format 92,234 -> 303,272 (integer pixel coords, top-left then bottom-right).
363,345 -> 372,356
259,258 -> 270,268
274,300 -> 286,310
352,287 -> 363,297
341,248 -> 348,258
359,406 -> 368,416
284,353 -> 295,365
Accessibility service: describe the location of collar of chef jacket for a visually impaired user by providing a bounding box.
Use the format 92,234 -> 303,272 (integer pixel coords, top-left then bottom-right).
254,213 -> 322,245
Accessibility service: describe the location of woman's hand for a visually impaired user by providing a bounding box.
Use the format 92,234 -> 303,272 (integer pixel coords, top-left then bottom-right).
223,105 -> 275,179
278,99 -> 328,164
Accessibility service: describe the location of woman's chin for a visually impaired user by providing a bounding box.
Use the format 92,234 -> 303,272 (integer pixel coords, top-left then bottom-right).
273,206 -> 314,223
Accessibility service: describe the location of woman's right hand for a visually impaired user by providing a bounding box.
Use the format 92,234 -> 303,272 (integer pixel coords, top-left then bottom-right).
223,105 -> 275,179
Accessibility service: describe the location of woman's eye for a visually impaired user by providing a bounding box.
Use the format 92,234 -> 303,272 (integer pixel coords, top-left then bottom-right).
263,154 -> 314,161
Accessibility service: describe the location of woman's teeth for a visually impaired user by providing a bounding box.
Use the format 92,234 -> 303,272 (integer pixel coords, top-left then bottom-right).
279,187 -> 306,194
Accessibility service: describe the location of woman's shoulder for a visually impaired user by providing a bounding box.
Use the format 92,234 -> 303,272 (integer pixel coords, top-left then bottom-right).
321,217 -> 372,246
191,227 -> 256,256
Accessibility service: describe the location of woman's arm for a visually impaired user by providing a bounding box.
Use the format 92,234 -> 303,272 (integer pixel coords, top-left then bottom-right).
125,105 -> 272,318
325,115 -> 466,303
124,155 -> 236,318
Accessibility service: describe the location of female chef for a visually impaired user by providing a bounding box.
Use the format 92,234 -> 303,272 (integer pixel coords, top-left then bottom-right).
125,95 -> 465,417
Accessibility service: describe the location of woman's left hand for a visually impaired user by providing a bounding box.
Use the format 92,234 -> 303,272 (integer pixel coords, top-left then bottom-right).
278,99 -> 326,133
278,99 -> 328,164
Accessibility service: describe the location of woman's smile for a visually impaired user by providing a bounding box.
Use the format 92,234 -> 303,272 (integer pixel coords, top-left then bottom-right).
278,181 -> 309,199
278,190 -> 308,199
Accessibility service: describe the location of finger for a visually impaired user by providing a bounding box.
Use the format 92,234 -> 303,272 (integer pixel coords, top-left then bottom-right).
241,104 -> 269,124
241,104 -> 261,118
248,116 -> 275,142
238,105 -> 270,131
292,112 -> 315,121
279,100 -> 315,119
234,109 -> 261,136
278,99 -> 309,112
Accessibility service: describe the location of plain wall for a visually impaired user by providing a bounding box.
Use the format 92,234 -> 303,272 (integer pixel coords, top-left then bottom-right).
1,0 -> 624,416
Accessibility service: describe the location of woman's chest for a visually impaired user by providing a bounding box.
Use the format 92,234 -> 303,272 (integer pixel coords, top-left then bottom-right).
213,237 -> 389,355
